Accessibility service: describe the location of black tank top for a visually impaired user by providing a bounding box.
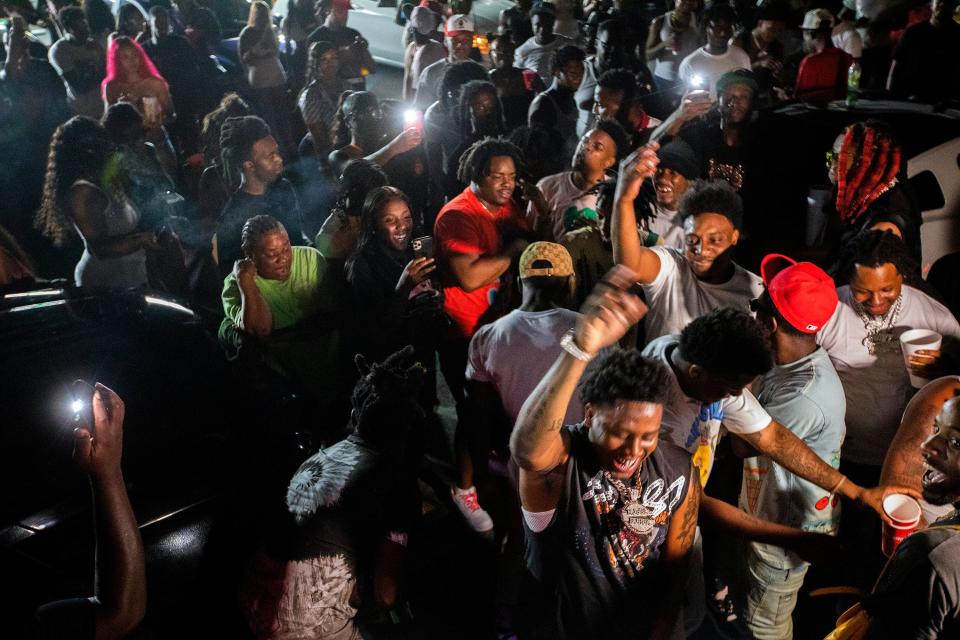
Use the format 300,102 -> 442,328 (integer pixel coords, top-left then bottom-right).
524,423 -> 692,639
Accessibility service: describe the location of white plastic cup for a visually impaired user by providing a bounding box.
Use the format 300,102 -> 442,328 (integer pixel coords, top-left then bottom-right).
899,329 -> 942,388
881,493 -> 921,557
142,96 -> 160,127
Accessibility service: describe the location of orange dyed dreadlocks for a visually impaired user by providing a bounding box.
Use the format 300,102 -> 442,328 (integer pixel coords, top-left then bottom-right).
835,121 -> 902,226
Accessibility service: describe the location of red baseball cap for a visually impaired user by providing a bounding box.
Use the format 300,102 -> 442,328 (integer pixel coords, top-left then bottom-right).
760,254 -> 838,334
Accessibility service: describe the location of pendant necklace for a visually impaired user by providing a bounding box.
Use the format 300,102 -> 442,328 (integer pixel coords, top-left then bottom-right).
854,294 -> 903,356
603,460 -> 651,535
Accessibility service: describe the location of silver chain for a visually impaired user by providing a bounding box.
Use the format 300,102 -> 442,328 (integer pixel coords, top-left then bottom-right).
602,459 -> 646,504
854,294 -> 903,355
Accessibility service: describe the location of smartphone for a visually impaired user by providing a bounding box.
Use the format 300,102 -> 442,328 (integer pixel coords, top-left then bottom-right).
403,108 -> 423,131
412,236 -> 433,259
71,379 -> 96,432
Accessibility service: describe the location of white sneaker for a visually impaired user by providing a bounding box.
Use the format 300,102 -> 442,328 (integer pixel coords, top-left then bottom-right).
451,486 -> 494,533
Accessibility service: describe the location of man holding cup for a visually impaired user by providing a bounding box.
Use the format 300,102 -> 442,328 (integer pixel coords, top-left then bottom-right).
863,388 -> 960,637
817,231 -> 960,583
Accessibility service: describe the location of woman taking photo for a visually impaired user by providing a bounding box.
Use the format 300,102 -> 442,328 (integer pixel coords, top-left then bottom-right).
346,186 -> 441,406
36,116 -> 155,289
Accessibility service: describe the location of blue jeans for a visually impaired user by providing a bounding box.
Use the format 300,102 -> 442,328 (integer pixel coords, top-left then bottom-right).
739,544 -> 809,640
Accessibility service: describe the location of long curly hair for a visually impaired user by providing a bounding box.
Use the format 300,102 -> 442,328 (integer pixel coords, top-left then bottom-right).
102,36 -> 168,101
835,120 -> 903,226
36,117 -> 115,247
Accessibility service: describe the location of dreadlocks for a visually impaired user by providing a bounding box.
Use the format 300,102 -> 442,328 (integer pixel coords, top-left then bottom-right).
455,80 -> 505,140
835,120 -> 903,226
219,115 -> 272,191
351,346 -> 426,449
838,229 -> 922,289
457,137 -> 524,185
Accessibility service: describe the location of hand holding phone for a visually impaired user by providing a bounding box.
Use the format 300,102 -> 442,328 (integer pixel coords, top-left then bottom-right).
71,379 -> 96,433
403,109 -> 423,132
411,235 -> 434,259
72,382 -> 126,479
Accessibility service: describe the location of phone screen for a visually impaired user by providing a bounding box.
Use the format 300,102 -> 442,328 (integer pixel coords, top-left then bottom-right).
403,109 -> 423,131
412,236 -> 433,259
71,379 -> 96,432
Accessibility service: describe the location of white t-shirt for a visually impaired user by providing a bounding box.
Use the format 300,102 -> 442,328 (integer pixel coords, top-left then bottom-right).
677,45 -> 752,99
466,308 -> 588,425
646,206 -> 686,250
832,23 -> 863,59
641,245 -> 764,344
643,335 -> 771,485
514,36 -> 576,85
528,171 -> 599,242
817,285 -> 960,466
48,36 -> 105,119
574,57 -> 598,138
414,57 -> 450,110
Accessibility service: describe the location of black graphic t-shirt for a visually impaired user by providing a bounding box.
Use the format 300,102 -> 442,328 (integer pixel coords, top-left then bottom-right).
524,423 -> 692,639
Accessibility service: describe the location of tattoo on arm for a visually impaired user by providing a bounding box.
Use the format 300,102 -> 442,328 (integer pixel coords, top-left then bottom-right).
677,469 -> 701,550
757,424 -> 837,491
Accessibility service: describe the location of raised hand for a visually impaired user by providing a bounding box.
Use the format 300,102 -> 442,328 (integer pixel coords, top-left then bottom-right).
388,127 -> 423,154
574,265 -> 648,357
615,143 -> 660,202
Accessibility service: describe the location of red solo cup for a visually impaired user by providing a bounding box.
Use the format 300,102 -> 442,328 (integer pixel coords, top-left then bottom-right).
881,494 -> 921,557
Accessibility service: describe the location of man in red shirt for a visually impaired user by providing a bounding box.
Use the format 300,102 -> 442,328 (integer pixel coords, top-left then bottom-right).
795,9 -> 852,105
434,137 -> 534,531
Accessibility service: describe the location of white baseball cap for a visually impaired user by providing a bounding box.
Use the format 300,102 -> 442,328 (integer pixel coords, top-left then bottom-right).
445,14 -> 475,35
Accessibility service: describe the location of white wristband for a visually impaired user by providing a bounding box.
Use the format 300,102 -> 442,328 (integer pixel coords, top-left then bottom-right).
560,330 -> 594,362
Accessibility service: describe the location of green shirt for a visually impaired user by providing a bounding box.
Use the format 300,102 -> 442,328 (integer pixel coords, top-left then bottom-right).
221,246 -> 337,330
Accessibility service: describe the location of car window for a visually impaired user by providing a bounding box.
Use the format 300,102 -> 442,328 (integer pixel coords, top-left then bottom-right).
909,170 -> 946,211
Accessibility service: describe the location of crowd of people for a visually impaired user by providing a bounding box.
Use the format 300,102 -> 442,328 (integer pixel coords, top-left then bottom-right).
3,0 -> 960,637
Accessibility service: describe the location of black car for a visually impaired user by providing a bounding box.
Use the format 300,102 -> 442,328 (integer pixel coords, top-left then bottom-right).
0,287 -> 303,638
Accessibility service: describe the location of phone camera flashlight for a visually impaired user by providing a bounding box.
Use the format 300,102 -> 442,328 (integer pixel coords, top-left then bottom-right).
71,399 -> 84,414
404,109 -> 418,125
690,74 -> 704,88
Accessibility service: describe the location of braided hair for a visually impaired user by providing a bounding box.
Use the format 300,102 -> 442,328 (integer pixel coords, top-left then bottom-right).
838,229 -> 923,289
455,80 -> 504,139
219,115 -> 271,191
240,214 -> 284,259
835,120 -> 903,226
351,345 -> 426,449
456,137 -> 524,185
